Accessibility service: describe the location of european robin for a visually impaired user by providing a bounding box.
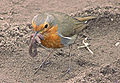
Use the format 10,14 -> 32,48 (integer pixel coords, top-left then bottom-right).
29,12 -> 95,74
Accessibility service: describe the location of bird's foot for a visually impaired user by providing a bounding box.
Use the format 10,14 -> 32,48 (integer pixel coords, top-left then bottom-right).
56,67 -> 71,79
34,61 -> 45,74
63,67 -> 71,74
34,51 -> 53,74
61,66 -> 71,77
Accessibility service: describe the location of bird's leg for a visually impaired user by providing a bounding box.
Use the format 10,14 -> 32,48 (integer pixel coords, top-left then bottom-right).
65,35 -> 79,73
34,50 -> 54,74
61,35 -> 79,76
62,45 -> 72,75
67,45 -> 72,72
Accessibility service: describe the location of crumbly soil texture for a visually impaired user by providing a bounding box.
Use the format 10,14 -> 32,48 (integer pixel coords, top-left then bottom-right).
0,0 -> 120,83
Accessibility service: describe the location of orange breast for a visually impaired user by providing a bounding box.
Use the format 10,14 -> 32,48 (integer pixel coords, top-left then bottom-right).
41,26 -> 63,48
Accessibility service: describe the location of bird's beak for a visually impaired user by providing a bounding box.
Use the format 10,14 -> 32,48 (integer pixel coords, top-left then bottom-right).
32,31 -> 39,41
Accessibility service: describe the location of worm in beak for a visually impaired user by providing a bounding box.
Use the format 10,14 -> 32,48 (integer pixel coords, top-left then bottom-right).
29,32 -> 43,57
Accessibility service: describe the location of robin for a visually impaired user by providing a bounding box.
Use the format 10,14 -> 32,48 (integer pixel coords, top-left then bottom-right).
29,12 -> 95,74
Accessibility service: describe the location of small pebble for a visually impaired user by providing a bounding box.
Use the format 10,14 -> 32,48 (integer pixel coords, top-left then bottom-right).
111,18 -> 113,21
115,42 -> 119,46
0,17 -> 4,20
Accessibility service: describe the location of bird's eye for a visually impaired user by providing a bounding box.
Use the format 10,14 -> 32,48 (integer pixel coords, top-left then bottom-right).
44,24 -> 48,28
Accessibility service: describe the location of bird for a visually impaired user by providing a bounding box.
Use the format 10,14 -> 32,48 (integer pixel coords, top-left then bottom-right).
29,11 -> 95,74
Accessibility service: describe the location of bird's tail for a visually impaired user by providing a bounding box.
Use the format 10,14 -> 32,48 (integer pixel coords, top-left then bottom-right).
74,16 -> 96,21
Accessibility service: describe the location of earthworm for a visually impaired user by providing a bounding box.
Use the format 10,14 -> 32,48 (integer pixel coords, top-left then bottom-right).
29,33 -> 44,57
29,39 -> 37,57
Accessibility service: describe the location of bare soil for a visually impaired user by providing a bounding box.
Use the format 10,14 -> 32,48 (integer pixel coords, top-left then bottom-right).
0,0 -> 120,83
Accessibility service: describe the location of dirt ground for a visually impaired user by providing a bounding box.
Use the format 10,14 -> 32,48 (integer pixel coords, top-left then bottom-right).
0,0 -> 120,83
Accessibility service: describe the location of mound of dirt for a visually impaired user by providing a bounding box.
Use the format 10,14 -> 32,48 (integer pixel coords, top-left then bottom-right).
0,1 -> 120,83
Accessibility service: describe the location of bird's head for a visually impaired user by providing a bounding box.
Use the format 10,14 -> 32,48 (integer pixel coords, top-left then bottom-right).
32,13 -> 56,40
